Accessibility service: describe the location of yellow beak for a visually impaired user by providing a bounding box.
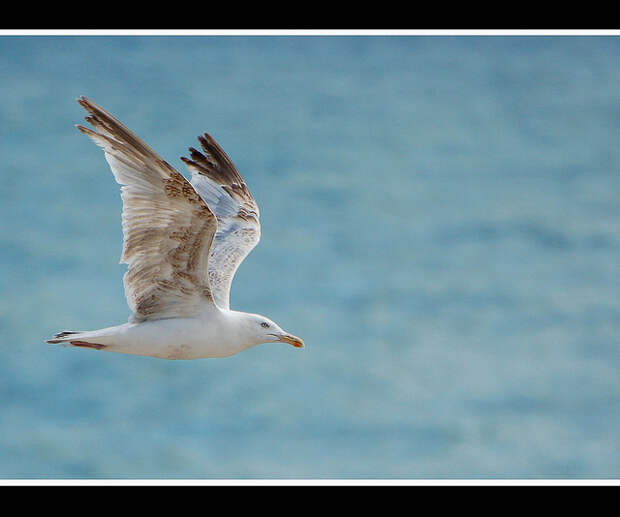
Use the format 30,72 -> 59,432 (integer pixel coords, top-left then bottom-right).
274,333 -> 305,348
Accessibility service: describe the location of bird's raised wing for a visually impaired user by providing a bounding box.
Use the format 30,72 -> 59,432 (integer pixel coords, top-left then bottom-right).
76,97 -> 218,322
181,134 -> 260,310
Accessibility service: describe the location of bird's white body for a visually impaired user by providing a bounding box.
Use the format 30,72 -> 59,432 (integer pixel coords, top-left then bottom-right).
71,307 -> 273,359
46,97 -> 304,359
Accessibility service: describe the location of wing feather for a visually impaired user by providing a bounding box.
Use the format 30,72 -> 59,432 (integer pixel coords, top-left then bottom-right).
76,97 -> 218,322
181,133 -> 260,310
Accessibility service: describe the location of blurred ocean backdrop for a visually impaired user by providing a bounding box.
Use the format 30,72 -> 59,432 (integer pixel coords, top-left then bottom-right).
1,34 -> 619,479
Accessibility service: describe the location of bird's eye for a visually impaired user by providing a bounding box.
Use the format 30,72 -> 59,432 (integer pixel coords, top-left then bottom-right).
261,322 -> 269,328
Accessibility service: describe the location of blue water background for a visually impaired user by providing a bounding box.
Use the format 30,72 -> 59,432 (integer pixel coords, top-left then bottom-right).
1,35 -> 619,478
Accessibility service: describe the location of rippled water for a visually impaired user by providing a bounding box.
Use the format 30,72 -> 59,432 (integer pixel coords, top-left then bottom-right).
1,35 -> 619,479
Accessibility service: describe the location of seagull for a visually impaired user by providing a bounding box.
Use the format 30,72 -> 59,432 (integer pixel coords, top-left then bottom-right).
46,97 -> 304,359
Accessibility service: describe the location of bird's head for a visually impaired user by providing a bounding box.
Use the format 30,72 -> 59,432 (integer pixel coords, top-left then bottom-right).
240,313 -> 305,349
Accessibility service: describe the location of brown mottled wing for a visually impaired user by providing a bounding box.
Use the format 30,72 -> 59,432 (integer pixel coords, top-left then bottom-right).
76,97 -> 217,322
181,134 -> 260,310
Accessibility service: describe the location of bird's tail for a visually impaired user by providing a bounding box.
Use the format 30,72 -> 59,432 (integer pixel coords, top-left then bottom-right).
46,330 -> 84,344
46,329 -> 108,349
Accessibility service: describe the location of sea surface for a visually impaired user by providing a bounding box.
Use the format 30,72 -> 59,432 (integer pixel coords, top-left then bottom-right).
1,34 -> 619,479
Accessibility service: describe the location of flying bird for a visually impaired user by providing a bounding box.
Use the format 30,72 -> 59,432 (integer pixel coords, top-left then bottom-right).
46,97 -> 304,359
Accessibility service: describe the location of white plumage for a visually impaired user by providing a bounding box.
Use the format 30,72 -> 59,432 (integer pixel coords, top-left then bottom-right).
46,97 -> 304,359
